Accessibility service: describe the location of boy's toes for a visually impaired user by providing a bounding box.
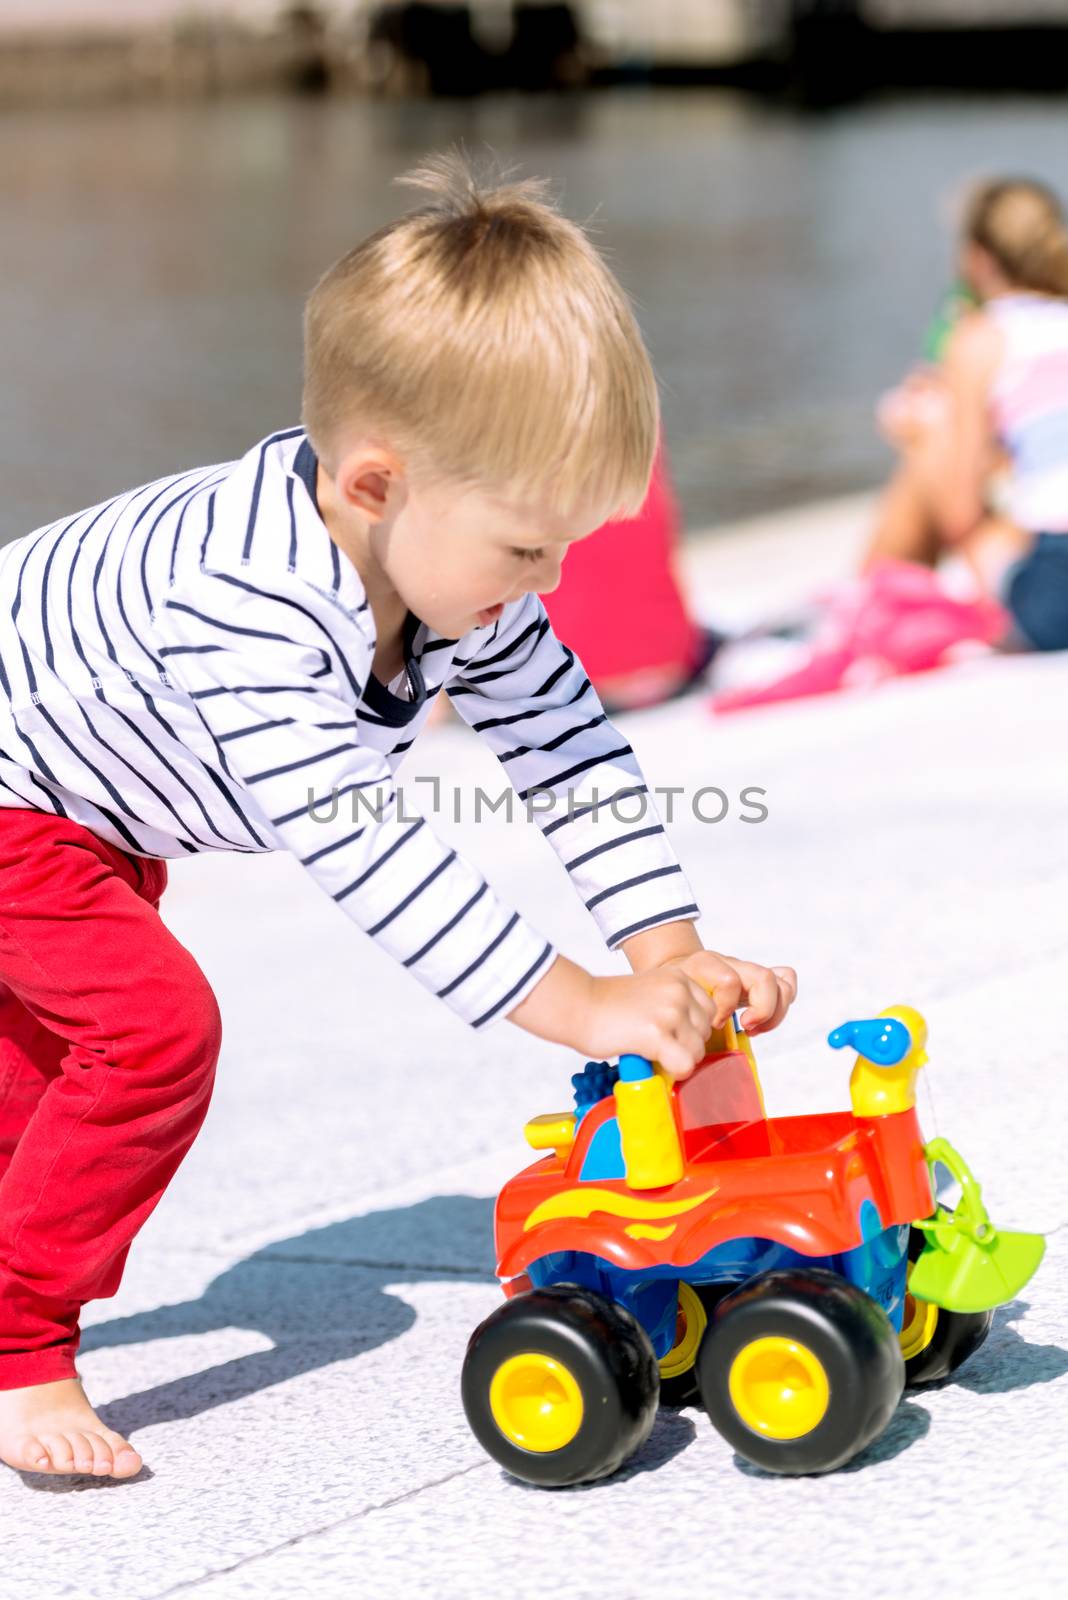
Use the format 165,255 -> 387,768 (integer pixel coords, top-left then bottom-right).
111,1447 -> 143,1478
103,1434 -> 143,1477
20,1437 -> 53,1472
66,1431 -> 97,1474
83,1432 -> 116,1475
36,1433 -> 76,1472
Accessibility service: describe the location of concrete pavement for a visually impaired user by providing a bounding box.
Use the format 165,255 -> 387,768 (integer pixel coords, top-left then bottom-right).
3,494 -> 1066,1598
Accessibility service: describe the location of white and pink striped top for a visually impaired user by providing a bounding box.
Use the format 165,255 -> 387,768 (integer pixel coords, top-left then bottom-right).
987,290 -> 1068,534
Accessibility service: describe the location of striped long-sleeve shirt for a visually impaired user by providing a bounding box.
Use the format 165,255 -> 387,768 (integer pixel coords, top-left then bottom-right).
0,427 -> 701,1030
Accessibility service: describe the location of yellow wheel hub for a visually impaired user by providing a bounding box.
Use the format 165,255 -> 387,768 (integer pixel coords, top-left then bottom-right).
900,1265 -> 940,1362
728,1335 -> 830,1440
489,1352 -> 584,1453
660,1283 -> 708,1381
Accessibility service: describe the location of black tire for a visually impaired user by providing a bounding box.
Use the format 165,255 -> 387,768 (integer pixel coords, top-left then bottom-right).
901,1226 -> 994,1387
461,1285 -> 660,1487
696,1267 -> 905,1474
658,1283 -> 731,1409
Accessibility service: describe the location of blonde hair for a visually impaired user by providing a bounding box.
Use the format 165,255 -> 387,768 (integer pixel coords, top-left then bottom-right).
963,177 -> 1068,297
301,149 -> 659,520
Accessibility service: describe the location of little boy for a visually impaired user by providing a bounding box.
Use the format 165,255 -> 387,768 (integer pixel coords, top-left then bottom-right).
0,153 -> 796,1479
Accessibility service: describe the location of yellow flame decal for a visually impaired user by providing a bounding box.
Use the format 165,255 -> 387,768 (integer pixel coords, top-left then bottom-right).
625,1223 -> 677,1241
524,1186 -> 716,1232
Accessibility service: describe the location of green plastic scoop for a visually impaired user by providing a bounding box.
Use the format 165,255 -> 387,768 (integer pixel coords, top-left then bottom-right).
910,1137 -> 1046,1314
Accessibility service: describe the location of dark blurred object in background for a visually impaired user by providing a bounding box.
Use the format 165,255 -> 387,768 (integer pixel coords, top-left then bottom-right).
6,3 -> 1068,107
367,3 -> 582,96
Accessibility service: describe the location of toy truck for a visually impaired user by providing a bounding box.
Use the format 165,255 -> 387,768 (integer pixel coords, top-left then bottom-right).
461,1006 -> 1044,1485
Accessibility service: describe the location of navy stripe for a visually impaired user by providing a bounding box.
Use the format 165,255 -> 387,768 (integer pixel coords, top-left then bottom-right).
191,681 -> 326,701
0,766 -> 66,818
516,744 -> 633,803
334,816 -> 426,904
161,601 -> 334,678
403,881 -> 489,968
170,477 -> 226,587
565,822 -> 665,870
140,469 -> 223,619
183,572 -> 365,700
606,905 -> 700,947
497,713 -> 607,765
465,616 -> 548,672
300,825 -> 367,867
367,849 -> 458,936
586,864 -> 682,911
273,775 -> 382,828
437,912 -> 520,999
286,475 -> 298,572
241,438 -> 272,563
467,677 -> 591,733
218,717 -> 297,743
246,741 -> 358,785
471,942 -> 555,1028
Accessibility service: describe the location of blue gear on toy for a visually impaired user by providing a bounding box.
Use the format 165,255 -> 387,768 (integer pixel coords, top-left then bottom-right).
571,1059 -> 619,1120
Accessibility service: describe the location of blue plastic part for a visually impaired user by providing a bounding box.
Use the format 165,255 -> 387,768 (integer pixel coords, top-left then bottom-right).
578,1118 -> 626,1181
827,1016 -> 911,1066
859,1197 -> 883,1242
618,1053 -> 654,1083
570,1060 -> 619,1123
527,1221 -> 911,1349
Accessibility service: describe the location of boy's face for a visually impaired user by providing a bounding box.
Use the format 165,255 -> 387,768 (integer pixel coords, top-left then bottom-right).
387,478 -> 605,638
325,443 -> 610,639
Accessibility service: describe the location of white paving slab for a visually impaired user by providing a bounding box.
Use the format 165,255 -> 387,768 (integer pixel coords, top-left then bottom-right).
3,498 -> 1066,1598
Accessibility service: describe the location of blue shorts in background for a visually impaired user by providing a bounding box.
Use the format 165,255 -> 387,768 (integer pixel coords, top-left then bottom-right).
1001,532 -> 1068,652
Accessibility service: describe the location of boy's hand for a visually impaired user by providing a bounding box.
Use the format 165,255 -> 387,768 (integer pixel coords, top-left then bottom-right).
617,921 -> 797,1042
580,969 -> 720,1080
650,949 -> 797,1040
506,951 -> 795,1080
506,928 -> 798,1079
507,955 -> 718,1078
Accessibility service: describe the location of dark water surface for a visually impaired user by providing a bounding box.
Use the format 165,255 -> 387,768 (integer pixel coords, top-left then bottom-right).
4,87 -> 1068,541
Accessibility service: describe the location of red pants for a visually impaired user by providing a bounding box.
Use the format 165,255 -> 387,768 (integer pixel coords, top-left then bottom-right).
0,808 -> 222,1391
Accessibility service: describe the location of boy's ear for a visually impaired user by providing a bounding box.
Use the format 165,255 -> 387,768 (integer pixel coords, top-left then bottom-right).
336,447 -> 406,524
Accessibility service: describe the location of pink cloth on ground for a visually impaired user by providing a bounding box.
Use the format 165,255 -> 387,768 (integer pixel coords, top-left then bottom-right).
711,558 -> 1010,714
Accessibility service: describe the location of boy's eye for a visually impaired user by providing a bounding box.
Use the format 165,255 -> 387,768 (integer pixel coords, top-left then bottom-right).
513,546 -> 545,563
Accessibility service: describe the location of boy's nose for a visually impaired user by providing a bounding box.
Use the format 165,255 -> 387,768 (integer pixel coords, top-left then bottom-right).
531,550 -> 566,596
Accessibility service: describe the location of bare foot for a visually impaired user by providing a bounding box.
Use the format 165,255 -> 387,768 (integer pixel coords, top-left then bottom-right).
0,1376 -> 143,1478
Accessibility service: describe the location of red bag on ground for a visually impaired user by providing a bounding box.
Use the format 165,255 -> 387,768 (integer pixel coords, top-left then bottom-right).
542,436 -> 707,691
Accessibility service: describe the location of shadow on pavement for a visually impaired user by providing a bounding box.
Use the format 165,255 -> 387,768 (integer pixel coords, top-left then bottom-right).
948,1300 -> 1068,1396
76,1195 -> 497,1442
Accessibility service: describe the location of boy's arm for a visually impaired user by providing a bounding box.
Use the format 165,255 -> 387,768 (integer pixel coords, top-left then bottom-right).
447,592 -> 702,951
449,600 -> 797,1042
155,566 -> 557,1031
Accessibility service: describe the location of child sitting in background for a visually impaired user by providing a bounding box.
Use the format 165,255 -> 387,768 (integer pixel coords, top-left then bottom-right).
862,175 -> 1068,652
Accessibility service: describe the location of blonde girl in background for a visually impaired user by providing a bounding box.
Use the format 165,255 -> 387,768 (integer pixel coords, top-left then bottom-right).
863,176 -> 1068,652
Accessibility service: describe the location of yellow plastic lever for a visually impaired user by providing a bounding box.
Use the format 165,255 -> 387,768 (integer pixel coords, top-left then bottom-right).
524,1112 -> 576,1156
614,1066 -> 684,1191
